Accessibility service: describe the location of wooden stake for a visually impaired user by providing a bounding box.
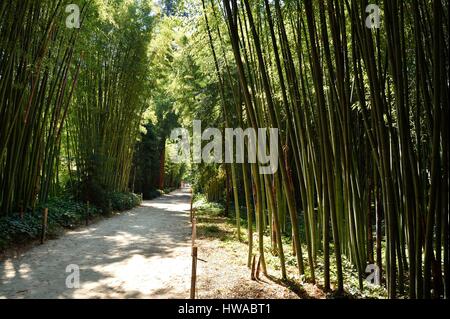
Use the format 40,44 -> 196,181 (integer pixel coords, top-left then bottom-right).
190,246 -> 198,299
40,208 -> 48,244
190,189 -> 193,222
192,217 -> 197,247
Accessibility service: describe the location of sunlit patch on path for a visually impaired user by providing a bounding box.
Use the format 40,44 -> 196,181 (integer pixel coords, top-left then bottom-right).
0,189 -> 192,299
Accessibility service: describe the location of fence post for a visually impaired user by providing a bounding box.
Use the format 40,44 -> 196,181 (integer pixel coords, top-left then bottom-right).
40,208 -> 48,244
190,189 -> 193,222
192,217 -> 197,247
190,246 -> 198,299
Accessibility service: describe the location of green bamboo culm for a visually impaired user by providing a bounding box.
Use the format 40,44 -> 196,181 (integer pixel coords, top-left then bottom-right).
197,0 -> 450,298
0,0 -> 154,215
0,0 -> 86,216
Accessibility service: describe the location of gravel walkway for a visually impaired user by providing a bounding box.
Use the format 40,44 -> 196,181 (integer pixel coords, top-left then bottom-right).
0,189 -> 192,299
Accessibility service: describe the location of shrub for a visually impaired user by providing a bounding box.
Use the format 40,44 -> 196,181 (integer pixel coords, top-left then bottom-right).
0,192 -> 141,252
107,192 -> 142,211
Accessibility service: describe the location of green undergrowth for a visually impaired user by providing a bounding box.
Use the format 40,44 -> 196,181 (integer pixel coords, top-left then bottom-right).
0,192 -> 142,253
193,196 -> 389,299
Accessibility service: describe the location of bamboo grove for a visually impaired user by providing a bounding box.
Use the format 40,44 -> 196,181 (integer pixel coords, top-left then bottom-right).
0,1 -> 83,215
0,0 -> 449,300
0,1 -> 154,213
199,0 -> 449,298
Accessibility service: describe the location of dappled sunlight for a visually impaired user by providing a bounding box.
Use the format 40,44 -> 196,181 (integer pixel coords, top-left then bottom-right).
0,191 -> 192,299
142,202 -> 190,212
0,0 -> 446,301
1,260 -> 16,281
102,231 -> 149,247
74,253 -> 191,298
1,261 -> 32,289
18,264 -> 31,280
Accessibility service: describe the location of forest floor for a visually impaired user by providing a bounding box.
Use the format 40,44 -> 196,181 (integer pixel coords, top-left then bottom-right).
194,203 -> 320,299
194,237 -> 302,298
0,188 -> 298,299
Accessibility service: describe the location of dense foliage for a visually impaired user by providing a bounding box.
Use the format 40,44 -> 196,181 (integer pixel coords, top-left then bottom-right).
196,0 -> 449,299
156,0 -> 449,299
0,0 -> 85,214
0,1 -> 154,216
1,0 -> 448,300
0,192 -> 140,252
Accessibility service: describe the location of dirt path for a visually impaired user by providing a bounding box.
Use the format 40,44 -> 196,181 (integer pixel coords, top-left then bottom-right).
0,188 -> 299,299
0,189 -> 193,299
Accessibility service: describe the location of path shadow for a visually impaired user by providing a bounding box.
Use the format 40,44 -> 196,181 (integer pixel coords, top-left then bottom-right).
264,274 -> 314,299
0,189 -> 192,299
